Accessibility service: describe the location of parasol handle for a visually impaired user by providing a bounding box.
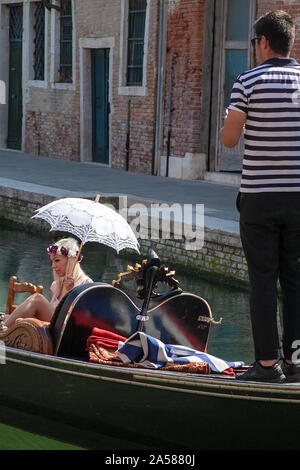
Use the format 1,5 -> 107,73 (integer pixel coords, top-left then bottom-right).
71,241 -> 84,275
71,195 -> 99,276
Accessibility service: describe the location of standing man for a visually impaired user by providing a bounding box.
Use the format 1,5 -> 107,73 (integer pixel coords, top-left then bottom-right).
220,10 -> 300,383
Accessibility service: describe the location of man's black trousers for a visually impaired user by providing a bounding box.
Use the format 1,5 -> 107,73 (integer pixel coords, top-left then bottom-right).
238,192 -> 300,361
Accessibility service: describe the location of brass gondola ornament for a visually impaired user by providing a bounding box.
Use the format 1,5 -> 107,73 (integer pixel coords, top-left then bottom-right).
112,257 -> 181,298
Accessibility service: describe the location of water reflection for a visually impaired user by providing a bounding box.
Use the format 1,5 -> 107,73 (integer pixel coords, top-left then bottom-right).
0,224 -> 254,364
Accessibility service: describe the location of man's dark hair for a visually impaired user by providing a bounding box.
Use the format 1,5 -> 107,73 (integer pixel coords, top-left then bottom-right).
254,10 -> 295,56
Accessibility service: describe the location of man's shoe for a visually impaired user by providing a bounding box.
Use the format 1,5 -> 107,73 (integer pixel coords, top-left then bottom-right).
282,362 -> 300,383
235,361 -> 286,383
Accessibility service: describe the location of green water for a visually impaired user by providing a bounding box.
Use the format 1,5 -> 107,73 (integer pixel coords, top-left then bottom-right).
0,223 -> 254,449
0,422 -> 84,450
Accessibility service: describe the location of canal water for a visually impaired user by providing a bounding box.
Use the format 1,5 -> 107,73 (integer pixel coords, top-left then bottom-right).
0,223 -> 254,449
0,422 -> 84,450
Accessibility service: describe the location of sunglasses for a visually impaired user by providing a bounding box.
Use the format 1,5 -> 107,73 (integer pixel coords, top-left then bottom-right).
251,37 -> 262,47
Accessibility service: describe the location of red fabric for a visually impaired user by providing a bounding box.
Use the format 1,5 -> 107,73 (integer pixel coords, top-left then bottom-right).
86,327 -> 127,351
86,329 -> 235,376
222,368 -> 234,375
88,343 -> 211,374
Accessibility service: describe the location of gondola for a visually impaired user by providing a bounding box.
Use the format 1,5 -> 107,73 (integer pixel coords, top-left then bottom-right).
0,250 -> 299,451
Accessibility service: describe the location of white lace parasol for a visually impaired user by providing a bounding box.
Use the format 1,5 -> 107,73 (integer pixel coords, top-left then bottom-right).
32,197 -> 140,254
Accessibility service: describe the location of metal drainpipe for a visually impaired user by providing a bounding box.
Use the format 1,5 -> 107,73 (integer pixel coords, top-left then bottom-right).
166,53 -> 176,178
37,109 -> 41,156
153,0 -> 167,176
126,98 -> 131,171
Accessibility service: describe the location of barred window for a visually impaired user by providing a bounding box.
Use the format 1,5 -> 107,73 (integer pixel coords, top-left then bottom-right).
59,0 -> 72,83
33,2 -> 45,80
9,4 -> 23,42
127,0 -> 146,86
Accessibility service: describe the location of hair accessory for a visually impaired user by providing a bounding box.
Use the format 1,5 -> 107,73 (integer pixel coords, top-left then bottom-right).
47,244 -> 83,261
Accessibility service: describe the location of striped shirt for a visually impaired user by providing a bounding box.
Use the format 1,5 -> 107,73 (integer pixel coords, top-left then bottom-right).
229,57 -> 300,192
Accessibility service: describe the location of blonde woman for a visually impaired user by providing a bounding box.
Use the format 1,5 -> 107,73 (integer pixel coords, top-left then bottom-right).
4,238 -> 93,328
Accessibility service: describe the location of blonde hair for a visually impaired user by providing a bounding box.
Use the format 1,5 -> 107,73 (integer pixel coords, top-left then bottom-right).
50,237 -> 86,298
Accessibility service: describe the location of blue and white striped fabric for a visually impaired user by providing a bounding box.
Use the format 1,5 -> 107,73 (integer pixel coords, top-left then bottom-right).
116,332 -> 244,373
228,57 -> 300,193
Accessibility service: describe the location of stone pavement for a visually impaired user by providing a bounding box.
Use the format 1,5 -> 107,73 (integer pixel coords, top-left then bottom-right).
0,149 -> 240,235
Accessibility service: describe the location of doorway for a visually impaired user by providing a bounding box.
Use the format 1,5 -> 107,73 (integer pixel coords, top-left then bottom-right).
210,0 -> 255,172
91,48 -> 109,164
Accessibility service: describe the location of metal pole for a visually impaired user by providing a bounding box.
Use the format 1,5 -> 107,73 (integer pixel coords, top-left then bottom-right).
126,98 -> 131,171
166,54 -> 176,177
37,109 -> 41,156
135,266 -> 159,332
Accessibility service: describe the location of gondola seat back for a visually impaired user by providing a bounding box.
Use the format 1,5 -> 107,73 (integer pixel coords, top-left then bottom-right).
0,317 -> 53,355
50,282 -> 138,358
6,275 -> 44,314
49,282 -> 213,360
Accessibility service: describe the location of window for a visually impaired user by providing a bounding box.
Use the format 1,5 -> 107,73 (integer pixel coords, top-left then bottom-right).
9,4 -> 23,42
223,0 -> 252,107
126,0 -> 146,86
33,2 -> 45,80
59,0 -> 72,83
209,0 -> 255,172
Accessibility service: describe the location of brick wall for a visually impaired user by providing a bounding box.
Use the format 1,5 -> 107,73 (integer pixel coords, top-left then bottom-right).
162,0 -> 300,168
111,96 -> 157,174
15,1 -> 300,172
24,0 -> 160,173
25,7 -> 81,160
162,0 -> 206,160
256,1 -> 300,61
110,1 -> 159,174
23,0 -> 208,173
25,111 -> 80,160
